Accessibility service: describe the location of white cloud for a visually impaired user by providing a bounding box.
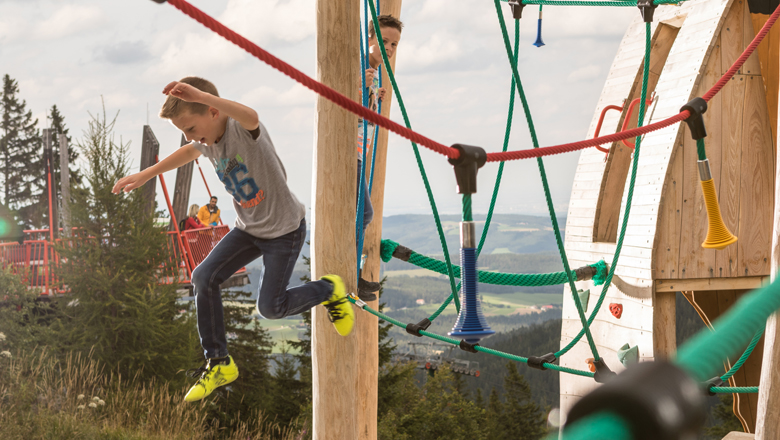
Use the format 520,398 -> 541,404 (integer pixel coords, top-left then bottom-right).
34,5 -> 104,40
567,64 -> 601,82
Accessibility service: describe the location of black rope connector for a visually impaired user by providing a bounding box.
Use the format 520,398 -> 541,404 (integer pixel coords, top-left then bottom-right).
565,361 -> 706,440
405,318 -> 432,337
392,244 -> 413,262
527,353 -> 557,370
151,0 -> 167,3
637,0 -> 657,22
459,340 -> 479,353
593,358 -> 617,384
704,376 -> 724,397
574,264 -> 598,281
448,144 -> 486,195
508,0 -> 526,19
680,97 -> 708,140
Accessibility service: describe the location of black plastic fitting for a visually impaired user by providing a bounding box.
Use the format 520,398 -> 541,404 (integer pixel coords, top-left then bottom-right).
459,340 -> 479,353
508,0 -> 525,19
405,318 -> 432,337
151,0 -> 167,3
680,97 -> 708,141
574,264 -> 598,281
392,244 -> 413,262
565,361 -> 707,440
448,144 -> 487,195
637,0 -> 658,22
528,353 -> 557,370
593,358 -> 617,384
704,376 -> 724,397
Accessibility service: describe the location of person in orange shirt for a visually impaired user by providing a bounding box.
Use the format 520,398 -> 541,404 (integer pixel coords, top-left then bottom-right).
197,196 -> 221,226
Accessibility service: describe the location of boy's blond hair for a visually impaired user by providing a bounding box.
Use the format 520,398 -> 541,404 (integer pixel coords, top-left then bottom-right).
368,15 -> 404,38
159,77 -> 219,119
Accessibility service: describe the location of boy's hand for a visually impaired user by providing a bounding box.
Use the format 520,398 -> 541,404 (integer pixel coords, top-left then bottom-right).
365,68 -> 376,87
377,88 -> 387,101
163,81 -> 206,103
112,171 -> 152,194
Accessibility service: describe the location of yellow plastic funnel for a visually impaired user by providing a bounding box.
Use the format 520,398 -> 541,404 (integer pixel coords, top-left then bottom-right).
700,178 -> 737,250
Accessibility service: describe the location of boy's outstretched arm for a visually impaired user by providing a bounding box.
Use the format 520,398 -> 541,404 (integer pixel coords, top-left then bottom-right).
112,143 -> 202,194
163,81 -> 260,132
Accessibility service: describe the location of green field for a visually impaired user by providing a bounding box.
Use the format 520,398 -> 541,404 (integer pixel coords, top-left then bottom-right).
255,318 -> 305,353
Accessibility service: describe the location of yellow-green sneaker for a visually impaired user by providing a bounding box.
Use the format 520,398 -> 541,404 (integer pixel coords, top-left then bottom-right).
320,275 -> 355,337
184,356 -> 239,402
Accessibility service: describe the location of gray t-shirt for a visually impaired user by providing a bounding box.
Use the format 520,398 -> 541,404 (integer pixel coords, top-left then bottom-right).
192,117 -> 305,239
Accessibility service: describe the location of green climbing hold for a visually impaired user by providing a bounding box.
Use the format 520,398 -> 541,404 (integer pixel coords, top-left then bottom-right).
617,343 -> 639,367
578,289 -> 590,313
380,239 -> 400,263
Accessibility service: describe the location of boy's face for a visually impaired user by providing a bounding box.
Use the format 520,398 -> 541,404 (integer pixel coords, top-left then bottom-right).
368,26 -> 401,66
170,108 -> 223,146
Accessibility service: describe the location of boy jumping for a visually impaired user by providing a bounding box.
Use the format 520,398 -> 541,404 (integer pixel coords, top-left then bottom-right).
356,14 -> 403,301
112,77 -> 354,402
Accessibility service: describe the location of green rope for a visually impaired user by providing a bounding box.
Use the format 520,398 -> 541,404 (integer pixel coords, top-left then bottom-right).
556,22 -> 652,358
426,18 -> 521,323
492,0 -> 600,361
590,259 -> 608,286
366,0 -> 460,313
696,138 -> 708,161
347,295 -> 595,378
380,239 -> 607,287
711,386 -> 759,393
677,275 -> 780,382
721,329 -> 763,381
462,194 -> 473,222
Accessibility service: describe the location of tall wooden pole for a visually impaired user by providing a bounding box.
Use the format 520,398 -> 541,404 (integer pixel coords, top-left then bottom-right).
170,134 -> 194,231
311,0 -> 360,439
356,1 -> 403,439
754,50 -> 780,439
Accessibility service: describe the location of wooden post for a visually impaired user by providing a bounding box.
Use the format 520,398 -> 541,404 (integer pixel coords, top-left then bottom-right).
59,134 -> 71,237
170,135 -> 194,231
356,1 -> 403,439
311,0 -> 360,439
140,126 -> 160,215
754,49 -> 780,439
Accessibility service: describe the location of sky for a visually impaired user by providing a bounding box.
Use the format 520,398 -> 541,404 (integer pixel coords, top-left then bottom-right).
0,0 -> 637,226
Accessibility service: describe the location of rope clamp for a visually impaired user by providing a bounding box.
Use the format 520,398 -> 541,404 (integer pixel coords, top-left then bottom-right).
448,144 -> 487,195
566,361 -> 706,440
405,318 -> 432,337
637,0 -> 658,23
527,353 -> 557,370
592,358 -> 617,383
703,376 -> 724,397
459,340 -> 479,353
393,244 -> 413,262
574,264 -> 598,281
508,0 -> 525,19
349,294 -> 367,308
680,97 -> 708,140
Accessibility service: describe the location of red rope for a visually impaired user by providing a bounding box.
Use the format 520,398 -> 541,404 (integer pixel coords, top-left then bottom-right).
164,0 -> 779,164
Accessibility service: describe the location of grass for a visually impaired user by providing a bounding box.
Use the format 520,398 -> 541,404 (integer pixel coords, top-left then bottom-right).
0,348 -> 304,440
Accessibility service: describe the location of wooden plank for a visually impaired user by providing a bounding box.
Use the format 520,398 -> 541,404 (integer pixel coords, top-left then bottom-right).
750,13 -> 779,148
655,276 -> 767,291
653,290 -> 676,359
721,0 -> 745,75
740,0 -> 761,75
655,143 -> 684,279
737,74 -> 774,277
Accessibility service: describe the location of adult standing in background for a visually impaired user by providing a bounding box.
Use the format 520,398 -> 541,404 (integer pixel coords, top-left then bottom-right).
198,196 -> 221,226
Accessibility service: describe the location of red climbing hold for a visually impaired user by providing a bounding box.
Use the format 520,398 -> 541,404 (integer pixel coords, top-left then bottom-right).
609,303 -> 623,319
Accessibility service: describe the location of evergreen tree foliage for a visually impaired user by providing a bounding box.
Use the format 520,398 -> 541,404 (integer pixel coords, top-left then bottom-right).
0,74 -> 41,228
704,394 -> 744,439
52,105 -> 197,384
500,362 -> 547,439
0,267 -> 57,352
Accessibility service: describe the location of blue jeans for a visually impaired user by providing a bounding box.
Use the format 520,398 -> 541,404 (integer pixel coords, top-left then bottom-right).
191,218 -> 332,359
357,160 -> 374,254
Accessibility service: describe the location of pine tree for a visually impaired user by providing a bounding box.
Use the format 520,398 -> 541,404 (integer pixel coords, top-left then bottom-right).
0,74 -> 41,228
485,387 -> 506,440
501,362 -> 547,440
704,394 -> 744,438
52,105 -> 198,383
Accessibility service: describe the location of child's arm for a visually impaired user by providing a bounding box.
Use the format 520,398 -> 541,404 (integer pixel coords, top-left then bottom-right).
163,81 -> 260,131
112,143 -> 201,194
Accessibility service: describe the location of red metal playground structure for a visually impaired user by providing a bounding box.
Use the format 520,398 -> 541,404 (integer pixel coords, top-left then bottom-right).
0,125 -> 247,296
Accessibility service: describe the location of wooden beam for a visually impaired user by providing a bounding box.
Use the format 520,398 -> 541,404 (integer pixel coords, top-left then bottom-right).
140,126 -> 160,216
655,276 -> 768,292
754,16 -> 780,434
170,134 -> 194,231
59,134 -> 71,236
357,1 -> 403,439
311,0 -> 360,438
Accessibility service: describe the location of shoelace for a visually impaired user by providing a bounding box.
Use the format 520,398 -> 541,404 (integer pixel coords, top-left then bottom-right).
186,362 -> 209,379
324,297 -> 347,322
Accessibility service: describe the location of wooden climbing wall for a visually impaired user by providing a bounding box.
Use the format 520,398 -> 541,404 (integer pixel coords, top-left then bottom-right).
560,0 -> 777,424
